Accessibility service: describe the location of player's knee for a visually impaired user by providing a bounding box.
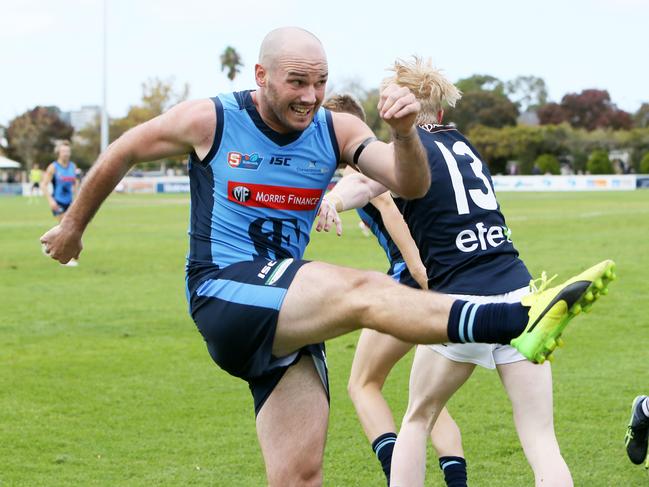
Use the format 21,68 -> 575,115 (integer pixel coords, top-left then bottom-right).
268,456 -> 322,487
296,461 -> 323,487
347,374 -> 382,402
404,401 -> 441,432
348,270 -> 396,323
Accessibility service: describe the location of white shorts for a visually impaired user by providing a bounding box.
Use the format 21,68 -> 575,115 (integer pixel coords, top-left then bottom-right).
428,286 -> 530,369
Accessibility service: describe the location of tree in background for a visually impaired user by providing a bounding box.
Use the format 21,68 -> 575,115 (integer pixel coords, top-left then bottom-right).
0,125 -> 8,157
640,152 -> 649,173
360,88 -> 391,142
623,128 -> 649,172
72,78 -> 190,170
456,74 -> 506,95
467,124 -> 570,174
534,154 -> 560,175
587,150 -> 613,174
220,46 -> 243,82
536,103 -> 566,125
445,74 -> 518,132
634,103 -> 649,129
506,75 -> 548,112
111,78 -> 189,138
6,106 -> 73,168
538,89 -> 632,131
326,78 -> 392,142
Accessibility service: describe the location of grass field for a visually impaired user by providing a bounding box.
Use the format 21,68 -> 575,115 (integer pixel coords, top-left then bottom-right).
1,191 -> 648,486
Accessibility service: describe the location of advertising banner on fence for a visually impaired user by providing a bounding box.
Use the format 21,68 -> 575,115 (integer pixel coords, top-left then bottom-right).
117,176 -> 190,194
636,176 -> 649,189
112,174 -> 648,195
492,175 -> 637,192
156,180 -> 190,193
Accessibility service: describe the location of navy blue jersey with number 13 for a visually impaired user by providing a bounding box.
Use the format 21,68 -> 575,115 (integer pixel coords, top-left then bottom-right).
395,125 -> 531,295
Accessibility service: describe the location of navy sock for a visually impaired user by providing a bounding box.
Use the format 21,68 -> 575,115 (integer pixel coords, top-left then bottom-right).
439,456 -> 467,487
447,299 -> 530,344
371,432 -> 397,485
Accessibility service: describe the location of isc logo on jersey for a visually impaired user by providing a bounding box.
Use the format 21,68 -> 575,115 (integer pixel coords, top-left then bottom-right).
455,223 -> 512,253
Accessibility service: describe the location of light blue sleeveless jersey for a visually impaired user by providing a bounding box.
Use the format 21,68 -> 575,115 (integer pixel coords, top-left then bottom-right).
187,91 -> 339,277
52,161 -> 77,205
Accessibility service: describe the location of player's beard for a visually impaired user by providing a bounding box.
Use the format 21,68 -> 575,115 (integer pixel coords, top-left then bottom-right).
264,82 -> 316,133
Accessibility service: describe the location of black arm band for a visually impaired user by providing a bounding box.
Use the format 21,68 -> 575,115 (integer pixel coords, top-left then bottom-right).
352,136 -> 378,168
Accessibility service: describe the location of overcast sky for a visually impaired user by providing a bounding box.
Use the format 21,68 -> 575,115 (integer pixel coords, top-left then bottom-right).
1,0 -> 648,126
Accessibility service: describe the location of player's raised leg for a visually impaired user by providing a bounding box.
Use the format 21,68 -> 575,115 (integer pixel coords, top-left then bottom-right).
256,356 -> 329,487
274,260 -> 616,364
497,360 -> 573,487
390,346 -> 474,487
273,261 -> 454,357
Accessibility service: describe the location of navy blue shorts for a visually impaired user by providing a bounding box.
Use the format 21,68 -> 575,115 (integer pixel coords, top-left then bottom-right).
187,258 -> 329,415
52,201 -> 70,216
389,260 -> 420,289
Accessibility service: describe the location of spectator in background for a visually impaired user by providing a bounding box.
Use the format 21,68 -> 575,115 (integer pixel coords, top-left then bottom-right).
29,163 -> 43,201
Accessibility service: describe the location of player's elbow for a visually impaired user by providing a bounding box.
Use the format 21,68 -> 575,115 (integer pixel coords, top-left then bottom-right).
398,174 -> 430,199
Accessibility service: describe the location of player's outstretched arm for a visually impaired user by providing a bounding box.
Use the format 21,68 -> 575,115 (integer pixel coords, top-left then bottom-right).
371,192 -> 428,290
332,85 -> 430,199
325,166 -> 388,212
40,98 -> 216,264
316,166 -> 387,236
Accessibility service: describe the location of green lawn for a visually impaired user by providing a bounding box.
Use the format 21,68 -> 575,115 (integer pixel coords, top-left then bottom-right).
1,191 -> 648,486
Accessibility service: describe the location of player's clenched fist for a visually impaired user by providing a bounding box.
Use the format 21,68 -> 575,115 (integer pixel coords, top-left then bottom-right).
378,83 -> 421,136
40,224 -> 83,264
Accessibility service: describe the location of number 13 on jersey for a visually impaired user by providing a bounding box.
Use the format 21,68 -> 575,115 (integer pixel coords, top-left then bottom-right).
435,141 -> 498,215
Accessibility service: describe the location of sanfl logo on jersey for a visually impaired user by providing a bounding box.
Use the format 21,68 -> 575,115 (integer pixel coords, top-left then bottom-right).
227,151 -> 263,170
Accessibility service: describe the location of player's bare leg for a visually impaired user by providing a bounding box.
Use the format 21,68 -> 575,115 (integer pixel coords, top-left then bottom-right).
497,361 -> 573,487
391,347 -> 474,487
348,329 -> 465,482
256,356 -> 329,487
430,407 -> 464,458
347,330 -> 413,440
273,262 -> 454,357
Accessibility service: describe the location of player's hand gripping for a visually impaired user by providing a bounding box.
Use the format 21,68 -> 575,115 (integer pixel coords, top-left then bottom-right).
40,223 -> 83,264
315,196 -> 343,236
378,83 -> 420,137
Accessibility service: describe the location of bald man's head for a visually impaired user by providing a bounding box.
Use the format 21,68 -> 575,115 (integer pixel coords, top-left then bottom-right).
253,27 -> 329,134
258,27 -> 326,71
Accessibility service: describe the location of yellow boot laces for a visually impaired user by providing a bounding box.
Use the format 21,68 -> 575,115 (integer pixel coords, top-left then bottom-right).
529,272 -> 558,294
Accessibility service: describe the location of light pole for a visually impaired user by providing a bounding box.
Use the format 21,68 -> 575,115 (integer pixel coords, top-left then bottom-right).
100,0 -> 109,152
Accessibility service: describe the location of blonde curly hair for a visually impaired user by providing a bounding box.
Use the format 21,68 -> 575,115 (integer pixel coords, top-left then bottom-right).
382,56 -> 461,125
